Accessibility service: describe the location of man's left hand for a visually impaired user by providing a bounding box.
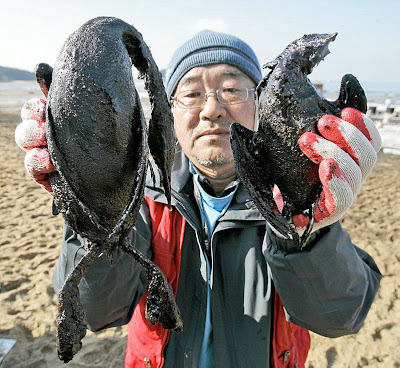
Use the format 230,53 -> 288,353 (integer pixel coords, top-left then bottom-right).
293,107 -> 382,232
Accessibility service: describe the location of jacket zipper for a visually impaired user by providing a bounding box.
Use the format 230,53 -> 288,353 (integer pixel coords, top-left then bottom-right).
171,188 -> 202,231
171,188 -> 210,251
144,357 -> 151,367
283,350 -> 290,364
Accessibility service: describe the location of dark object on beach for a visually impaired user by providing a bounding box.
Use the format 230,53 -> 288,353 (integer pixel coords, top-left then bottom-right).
34,63 -> 52,97
36,16 -> 179,363
230,33 -> 367,249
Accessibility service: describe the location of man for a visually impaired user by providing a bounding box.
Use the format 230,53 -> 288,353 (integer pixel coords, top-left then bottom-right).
16,30 -> 381,368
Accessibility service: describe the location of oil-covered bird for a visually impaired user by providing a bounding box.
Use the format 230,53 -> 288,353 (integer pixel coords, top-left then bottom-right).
36,17 -> 180,363
230,33 -> 367,249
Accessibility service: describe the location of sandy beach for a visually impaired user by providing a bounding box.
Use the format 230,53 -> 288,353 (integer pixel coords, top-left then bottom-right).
1,98 -> 399,367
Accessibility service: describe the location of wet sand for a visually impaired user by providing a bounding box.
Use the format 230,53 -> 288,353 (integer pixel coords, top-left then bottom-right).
0,106 -> 399,367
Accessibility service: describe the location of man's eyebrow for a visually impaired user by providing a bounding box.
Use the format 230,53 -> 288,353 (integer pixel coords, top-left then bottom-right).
220,67 -> 247,79
179,75 -> 202,87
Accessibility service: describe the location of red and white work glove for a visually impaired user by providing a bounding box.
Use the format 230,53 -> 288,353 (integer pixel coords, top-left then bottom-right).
15,98 -> 56,194
274,107 -> 382,234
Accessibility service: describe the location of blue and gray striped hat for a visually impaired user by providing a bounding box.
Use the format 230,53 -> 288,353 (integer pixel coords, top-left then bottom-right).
165,30 -> 262,99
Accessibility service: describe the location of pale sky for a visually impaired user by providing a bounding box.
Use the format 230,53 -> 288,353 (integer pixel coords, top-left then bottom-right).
1,0 -> 399,86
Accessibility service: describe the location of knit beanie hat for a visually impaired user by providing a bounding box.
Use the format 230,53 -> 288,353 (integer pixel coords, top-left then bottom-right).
165,30 -> 262,99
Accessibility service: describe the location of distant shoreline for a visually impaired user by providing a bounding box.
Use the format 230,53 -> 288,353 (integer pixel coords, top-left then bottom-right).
0,66 -> 35,82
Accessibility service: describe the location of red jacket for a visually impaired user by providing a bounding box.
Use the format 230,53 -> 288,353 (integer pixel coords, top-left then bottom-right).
124,197 -> 310,368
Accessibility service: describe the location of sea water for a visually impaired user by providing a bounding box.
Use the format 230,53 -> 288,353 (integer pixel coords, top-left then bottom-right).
0,79 -> 148,108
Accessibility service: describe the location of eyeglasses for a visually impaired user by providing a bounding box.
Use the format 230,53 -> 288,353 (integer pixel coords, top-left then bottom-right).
171,87 -> 256,109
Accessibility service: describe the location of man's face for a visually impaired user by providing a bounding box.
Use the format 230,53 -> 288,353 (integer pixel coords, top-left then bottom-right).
172,64 -> 256,175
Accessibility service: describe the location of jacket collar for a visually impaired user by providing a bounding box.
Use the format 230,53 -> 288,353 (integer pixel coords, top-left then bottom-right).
145,145 -> 265,222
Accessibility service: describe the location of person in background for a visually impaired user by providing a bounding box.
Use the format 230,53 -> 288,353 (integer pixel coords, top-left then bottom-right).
15,30 -> 382,368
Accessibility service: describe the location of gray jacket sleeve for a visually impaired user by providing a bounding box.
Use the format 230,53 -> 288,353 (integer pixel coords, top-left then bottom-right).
263,221 -> 381,338
52,202 -> 153,332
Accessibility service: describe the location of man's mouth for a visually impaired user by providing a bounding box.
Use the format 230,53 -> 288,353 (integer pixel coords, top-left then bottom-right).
199,128 -> 230,138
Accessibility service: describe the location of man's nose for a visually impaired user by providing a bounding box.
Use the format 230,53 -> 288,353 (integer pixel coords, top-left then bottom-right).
199,92 -> 226,121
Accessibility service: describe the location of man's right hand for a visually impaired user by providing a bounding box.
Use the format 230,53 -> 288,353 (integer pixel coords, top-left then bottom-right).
15,98 -> 56,194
